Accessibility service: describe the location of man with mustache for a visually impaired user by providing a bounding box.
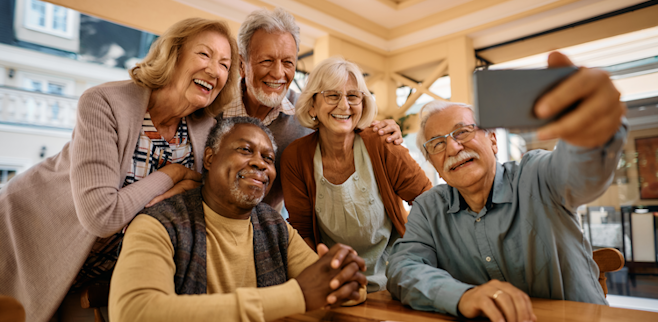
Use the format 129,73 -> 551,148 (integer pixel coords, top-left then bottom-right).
109,117 -> 367,322
221,8 -> 402,211
386,53 -> 627,322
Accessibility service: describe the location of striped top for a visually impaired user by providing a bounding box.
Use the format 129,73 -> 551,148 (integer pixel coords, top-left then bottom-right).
123,112 -> 194,186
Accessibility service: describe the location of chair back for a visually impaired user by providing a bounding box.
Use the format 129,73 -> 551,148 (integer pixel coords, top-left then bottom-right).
0,295 -> 25,322
592,248 -> 625,296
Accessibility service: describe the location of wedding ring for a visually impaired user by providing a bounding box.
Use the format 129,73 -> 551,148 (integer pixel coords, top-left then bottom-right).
492,290 -> 504,300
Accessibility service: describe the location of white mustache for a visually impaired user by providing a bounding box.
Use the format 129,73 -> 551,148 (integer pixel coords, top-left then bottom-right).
444,150 -> 480,172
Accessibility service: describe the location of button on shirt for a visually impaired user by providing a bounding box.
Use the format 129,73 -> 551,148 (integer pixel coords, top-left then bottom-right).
386,123 -> 627,317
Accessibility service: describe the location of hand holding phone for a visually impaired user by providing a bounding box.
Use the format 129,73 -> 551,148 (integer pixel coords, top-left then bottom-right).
474,66 -> 578,130
474,52 -> 625,148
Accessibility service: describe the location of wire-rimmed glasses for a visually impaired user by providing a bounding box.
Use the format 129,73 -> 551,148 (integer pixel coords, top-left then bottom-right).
319,90 -> 365,106
423,124 -> 477,155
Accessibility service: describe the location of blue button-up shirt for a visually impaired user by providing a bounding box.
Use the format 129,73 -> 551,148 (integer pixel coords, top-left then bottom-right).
386,124 -> 627,316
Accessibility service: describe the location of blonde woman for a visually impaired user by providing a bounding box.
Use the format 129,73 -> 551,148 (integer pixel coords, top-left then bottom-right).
281,57 -> 432,292
0,18 -> 240,321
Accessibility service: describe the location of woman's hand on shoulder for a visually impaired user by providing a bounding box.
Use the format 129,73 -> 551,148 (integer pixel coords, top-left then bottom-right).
146,179 -> 201,207
370,119 -> 403,145
157,163 -> 202,184
146,164 -> 202,207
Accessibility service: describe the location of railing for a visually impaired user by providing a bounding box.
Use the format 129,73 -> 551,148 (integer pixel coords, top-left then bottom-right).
0,86 -> 78,129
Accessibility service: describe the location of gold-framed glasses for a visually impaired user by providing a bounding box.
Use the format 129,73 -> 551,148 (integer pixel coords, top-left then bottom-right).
319,90 -> 365,106
423,124 -> 477,155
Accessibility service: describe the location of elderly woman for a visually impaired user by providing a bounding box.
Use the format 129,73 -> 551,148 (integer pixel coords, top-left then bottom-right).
0,18 -> 239,322
281,57 -> 432,292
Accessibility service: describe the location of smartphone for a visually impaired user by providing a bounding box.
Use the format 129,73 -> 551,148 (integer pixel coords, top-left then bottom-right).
473,66 -> 579,130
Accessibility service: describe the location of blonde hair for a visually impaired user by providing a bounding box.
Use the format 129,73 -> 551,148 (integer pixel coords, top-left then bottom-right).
296,56 -> 376,130
130,17 -> 240,116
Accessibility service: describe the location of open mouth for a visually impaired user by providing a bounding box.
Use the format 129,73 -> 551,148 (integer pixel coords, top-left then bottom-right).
331,114 -> 351,120
264,81 -> 285,89
194,79 -> 214,91
450,158 -> 475,171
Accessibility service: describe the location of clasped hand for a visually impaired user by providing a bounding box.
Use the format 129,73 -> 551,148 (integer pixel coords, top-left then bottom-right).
296,243 -> 367,311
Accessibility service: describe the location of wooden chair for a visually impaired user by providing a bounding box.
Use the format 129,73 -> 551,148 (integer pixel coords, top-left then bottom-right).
80,281 -> 110,322
0,295 -> 25,322
593,248 -> 625,296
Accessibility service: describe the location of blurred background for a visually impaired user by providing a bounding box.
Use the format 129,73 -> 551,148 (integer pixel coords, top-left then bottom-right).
0,0 -> 656,310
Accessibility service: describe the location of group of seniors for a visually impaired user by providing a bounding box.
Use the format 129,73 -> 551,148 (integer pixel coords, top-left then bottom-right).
0,6 -> 627,322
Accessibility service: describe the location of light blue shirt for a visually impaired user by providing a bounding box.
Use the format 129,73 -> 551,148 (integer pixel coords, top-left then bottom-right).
386,124 -> 627,316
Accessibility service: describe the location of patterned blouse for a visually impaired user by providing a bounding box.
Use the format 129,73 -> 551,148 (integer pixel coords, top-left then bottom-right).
123,112 -> 195,185
74,111 -> 194,290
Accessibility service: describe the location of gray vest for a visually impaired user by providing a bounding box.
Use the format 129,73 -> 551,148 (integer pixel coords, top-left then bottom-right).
139,187 -> 289,294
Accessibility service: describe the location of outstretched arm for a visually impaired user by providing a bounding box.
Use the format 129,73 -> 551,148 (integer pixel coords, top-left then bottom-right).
530,52 -> 627,210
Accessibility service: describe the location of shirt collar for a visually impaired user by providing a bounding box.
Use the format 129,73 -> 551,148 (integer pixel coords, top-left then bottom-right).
222,81 -> 295,126
448,162 -> 512,214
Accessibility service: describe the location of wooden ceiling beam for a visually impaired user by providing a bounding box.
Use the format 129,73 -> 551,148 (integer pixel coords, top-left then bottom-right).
477,5 -> 658,64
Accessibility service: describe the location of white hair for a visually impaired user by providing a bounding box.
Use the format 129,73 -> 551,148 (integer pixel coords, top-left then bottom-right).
416,100 -> 476,160
238,7 -> 300,61
295,56 -> 377,130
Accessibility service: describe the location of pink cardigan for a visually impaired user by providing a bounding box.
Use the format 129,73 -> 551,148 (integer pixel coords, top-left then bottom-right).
0,80 -> 215,322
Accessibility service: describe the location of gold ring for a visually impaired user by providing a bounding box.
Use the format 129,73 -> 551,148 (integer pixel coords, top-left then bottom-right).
492,290 -> 504,300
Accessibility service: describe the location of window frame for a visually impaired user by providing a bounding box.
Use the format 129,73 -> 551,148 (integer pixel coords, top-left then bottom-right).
23,0 -> 75,39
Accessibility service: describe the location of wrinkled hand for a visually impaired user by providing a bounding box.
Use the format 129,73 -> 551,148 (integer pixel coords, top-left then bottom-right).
147,179 -> 201,207
296,243 -> 367,311
458,280 -> 536,322
371,119 -> 403,145
157,163 -> 202,183
535,52 -> 626,148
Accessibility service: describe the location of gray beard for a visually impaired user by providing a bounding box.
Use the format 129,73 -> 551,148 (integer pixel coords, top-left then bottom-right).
245,69 -> 287,108
230,171 -> 268,208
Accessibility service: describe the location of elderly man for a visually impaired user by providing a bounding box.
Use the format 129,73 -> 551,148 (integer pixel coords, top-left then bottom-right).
221,8 -> 402,209
109,117 -> 366,322
386,52 -> 627,322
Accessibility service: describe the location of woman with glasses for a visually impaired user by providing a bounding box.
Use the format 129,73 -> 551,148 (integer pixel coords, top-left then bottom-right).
280,57 -> 432,292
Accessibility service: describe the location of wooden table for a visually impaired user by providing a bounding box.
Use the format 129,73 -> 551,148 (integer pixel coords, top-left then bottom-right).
278,291 -> 658,322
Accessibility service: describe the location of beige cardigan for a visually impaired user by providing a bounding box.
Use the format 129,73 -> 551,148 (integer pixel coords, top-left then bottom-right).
0,80 -> 215,322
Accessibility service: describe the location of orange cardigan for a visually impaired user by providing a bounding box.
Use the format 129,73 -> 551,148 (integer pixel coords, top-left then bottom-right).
281,129 -> 433,249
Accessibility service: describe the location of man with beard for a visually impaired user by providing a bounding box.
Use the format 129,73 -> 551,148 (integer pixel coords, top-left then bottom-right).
386,53 -> 627,322
109,117 -> 367,322
221,8 -> 402,210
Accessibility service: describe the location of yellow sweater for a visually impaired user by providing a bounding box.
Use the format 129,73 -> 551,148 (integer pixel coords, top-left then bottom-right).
109,203 -> 318,322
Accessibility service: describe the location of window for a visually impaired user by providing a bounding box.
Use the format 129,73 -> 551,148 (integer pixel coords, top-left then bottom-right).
23,0 -> 75,38
0,168 -> 18,189
20,72 -> 73,96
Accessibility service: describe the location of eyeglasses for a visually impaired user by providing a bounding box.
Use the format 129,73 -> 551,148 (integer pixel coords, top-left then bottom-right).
423,124 -> 477,155
319,90 -> 365,106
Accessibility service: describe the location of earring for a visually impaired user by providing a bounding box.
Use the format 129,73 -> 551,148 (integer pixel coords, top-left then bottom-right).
311,116 -> 316,121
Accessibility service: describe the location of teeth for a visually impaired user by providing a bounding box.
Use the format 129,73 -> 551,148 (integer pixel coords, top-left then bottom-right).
194,79 -> 213,90
451,159 -> 472,171
265,82 -> 283,89
332,114 -> 351,120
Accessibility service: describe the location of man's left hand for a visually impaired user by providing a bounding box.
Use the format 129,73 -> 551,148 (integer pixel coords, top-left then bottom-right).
534,52 -> 626,148
371,119 -> 403,145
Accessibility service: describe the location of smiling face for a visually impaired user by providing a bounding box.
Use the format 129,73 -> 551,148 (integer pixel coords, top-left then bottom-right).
203,124 -> 276,210
165,30 -> 232,113
310,75 -> 363,136
424,106 -> 498,191
241,30 -> 297,108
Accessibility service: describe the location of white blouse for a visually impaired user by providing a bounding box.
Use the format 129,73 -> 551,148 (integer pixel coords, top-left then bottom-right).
313,135 -> 399,292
